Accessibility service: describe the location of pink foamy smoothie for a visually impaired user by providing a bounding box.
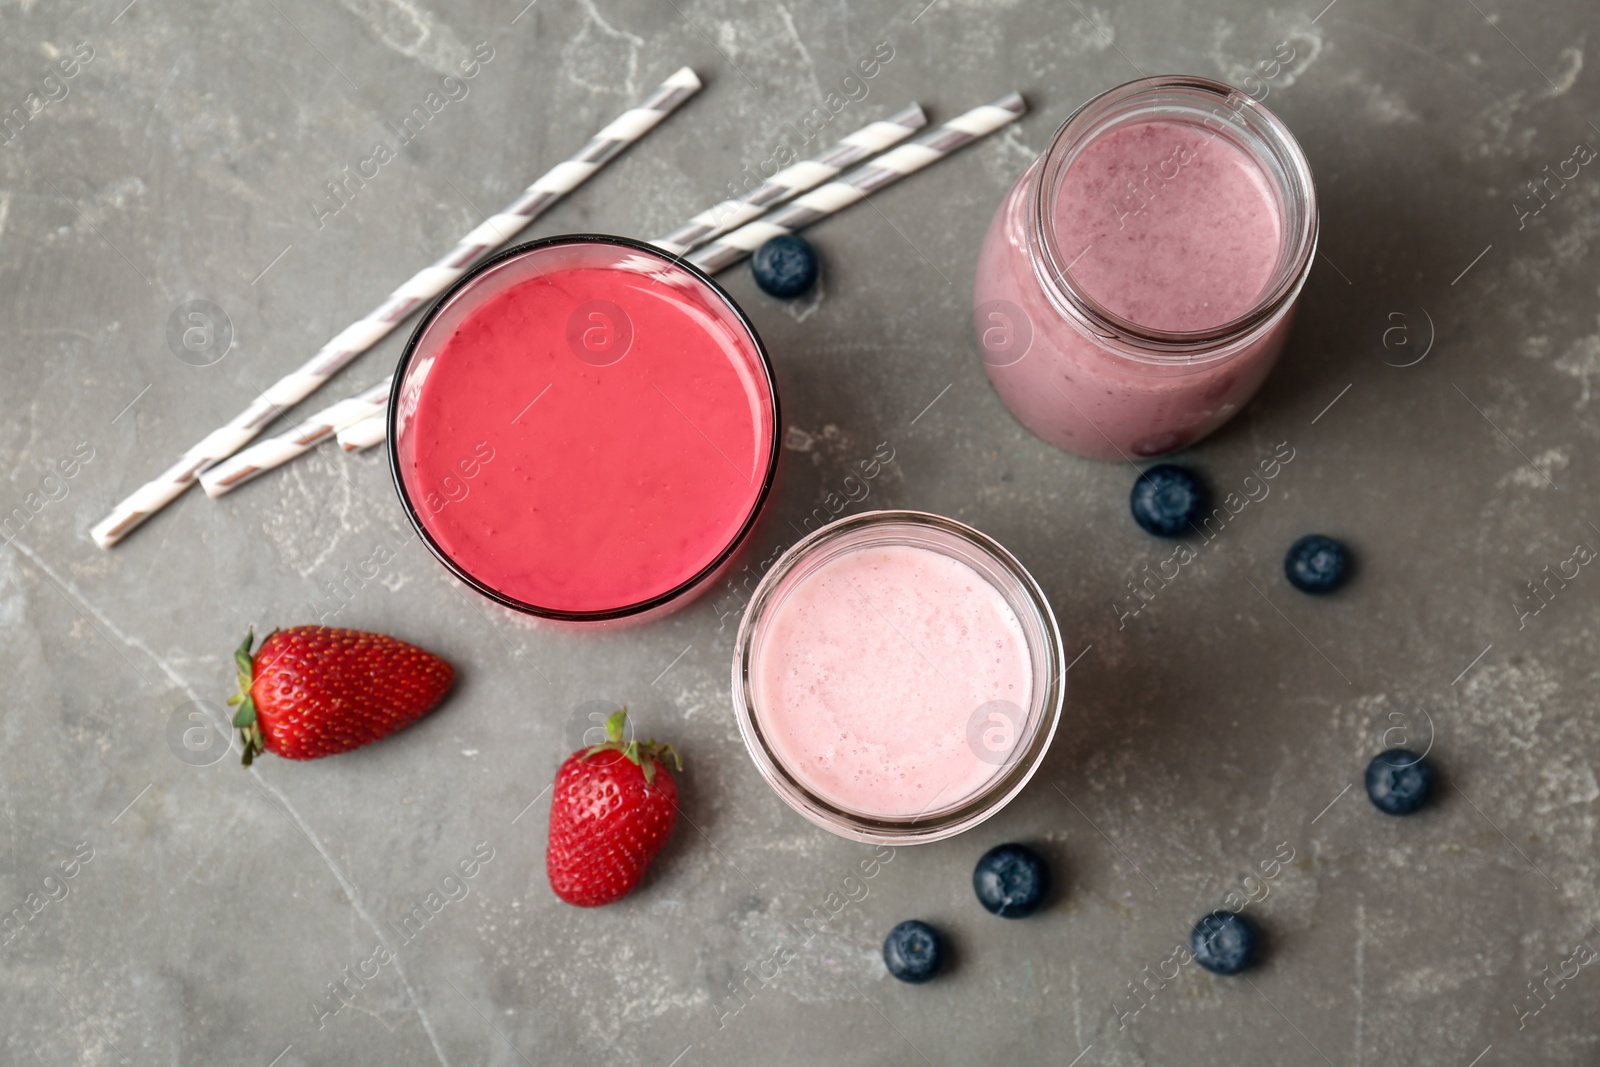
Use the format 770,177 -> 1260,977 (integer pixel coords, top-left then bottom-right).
750,543 -> 1032,818
975,117 -> 1298,459
394,239 -> 776,618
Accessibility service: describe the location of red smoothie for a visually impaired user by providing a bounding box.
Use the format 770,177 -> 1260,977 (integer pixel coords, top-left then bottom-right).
393,238 -> 777,619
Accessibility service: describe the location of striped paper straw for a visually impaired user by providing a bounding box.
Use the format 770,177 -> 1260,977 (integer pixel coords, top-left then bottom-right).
650,103 -> 926,257
336,412 -> 388,452
688,92 -> 1025,275
91,67 -> 702,547
199,383 -> 389,495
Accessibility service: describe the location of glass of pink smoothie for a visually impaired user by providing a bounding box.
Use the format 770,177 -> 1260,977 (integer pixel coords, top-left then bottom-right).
390,235 -> 779,622
973,76 -> 1318,459
732,511 -> 1065,844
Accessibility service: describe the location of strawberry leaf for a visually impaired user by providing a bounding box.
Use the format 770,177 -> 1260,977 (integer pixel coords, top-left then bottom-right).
230,628 -> 261,767
234,629 -> 254,678
240,724 -> 262,767
651,741 -> 684,773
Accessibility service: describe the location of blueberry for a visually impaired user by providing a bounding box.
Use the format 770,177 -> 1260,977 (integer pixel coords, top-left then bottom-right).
1365,748 -> 1434,815
1284,534 -> 1349,594
882,920 -> 945,983
1190,910 -> 1258,976
1129,464 -> 1208,538
750,234 -> 819,298
972,843 -> 1051,918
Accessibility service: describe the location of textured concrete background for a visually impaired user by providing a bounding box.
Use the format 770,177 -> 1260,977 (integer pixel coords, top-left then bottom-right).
3,0 -> 1598,1063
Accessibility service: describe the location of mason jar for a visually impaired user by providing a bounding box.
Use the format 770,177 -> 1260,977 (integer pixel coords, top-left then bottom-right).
973,75 -> 1318,460
732,510 -> 1064,844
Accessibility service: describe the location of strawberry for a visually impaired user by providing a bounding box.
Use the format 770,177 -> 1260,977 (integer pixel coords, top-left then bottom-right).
229,626 -> 454,765
546,709 -> 681,907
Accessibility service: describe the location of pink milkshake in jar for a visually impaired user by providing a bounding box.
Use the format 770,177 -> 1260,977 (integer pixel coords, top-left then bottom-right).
973,76 -> 1317,459
732,511 -> 1064,844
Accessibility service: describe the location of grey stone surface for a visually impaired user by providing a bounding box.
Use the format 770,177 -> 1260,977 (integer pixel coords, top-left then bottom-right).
2,0 -> 1598,1063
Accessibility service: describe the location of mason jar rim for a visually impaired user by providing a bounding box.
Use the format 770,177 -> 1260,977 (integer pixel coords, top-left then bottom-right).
1027,74 -> 1319,362
731,510 -> 1066,844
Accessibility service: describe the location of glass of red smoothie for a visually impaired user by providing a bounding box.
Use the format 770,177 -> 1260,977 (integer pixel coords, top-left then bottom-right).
390,235 -> 779,622
973,75 -> 1318,459
732,511 -> 1065,844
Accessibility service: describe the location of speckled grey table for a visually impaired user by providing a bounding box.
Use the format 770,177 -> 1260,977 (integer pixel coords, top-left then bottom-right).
4,0 -> 1599,1063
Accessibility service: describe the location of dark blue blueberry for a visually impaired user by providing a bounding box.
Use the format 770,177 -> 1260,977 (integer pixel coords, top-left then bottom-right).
882,920 -> 945,983
750,234 -> 819,298
1129,464 -> 1208,538
1365,748 -> 1434,815
972,843 -> 1051,918
1190,910 -> 1258,975
1284,534 -> 1349,594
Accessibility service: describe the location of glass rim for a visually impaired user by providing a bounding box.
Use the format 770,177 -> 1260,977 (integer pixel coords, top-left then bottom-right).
1028,74 -> 1319,358
386,232 -> 782,622
731,510 -> 1066,844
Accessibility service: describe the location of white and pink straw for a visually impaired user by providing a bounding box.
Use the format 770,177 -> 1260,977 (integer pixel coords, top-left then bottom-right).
650,103 -> 927,257
199,383 -> 390,495
688,93 -> 1026,275
94,66 -> 703,545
